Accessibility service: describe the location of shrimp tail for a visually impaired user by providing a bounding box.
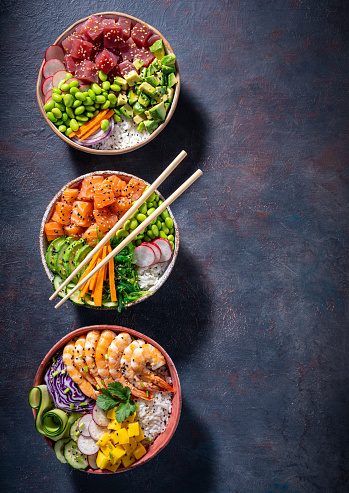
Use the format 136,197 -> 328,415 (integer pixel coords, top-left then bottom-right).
151,375 -> 175,393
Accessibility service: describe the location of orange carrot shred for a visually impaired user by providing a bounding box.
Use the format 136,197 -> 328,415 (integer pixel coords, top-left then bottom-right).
69,110 -> 109,139
108,244 -> 117,302
79,110 -> 114,141
93,246 -> 107,306
78,249 -> 102,298
89,258 -> 101,295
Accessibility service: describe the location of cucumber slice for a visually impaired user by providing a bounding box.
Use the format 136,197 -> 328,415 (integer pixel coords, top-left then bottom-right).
102,301 -> 119,308
42,408 -> 69,441
54,238 -> 74,278
84,294 -> 95,307
52,275 -> 67,298
28,385 -> 53,435
63,239 -> 85,282
46,237 -> 66,273
66,283 -> 85,306
64,440 -> 88,470
54,437 -> 71,464
70,415 -> 83,442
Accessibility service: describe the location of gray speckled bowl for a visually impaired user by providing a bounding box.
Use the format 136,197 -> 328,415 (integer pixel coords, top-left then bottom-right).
39,170 -> 179,309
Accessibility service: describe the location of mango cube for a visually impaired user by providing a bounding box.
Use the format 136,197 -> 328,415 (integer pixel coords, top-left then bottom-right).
107,407 -> 117,419
121,454 -> 136,468
112,445 -> 127,461
101,442 -> 116,458
135,427 -> 145,442
123,437 -> 137,456
108,419 -> 122,431
123,412 -> 136,425
128,422 -> 140,438
105,460 -> 121,472
111,427 -> 129,445
133,443 -> 147,460
96,451 -> 110,470
96,432 -> 111,447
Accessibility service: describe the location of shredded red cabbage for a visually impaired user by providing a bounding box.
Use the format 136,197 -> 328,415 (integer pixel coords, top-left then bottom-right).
44,351 -> 95,413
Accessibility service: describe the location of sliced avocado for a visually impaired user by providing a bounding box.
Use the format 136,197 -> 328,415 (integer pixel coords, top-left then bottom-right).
124,70 -> 141,87
46,236 -> 66,273
140,67 -> 147,79
166,87 -> 174,103
117,93 -> 128,106
133,114 -> 146,125
162,64 -> 176,75
151,90 -> 168,105
145,110 -> 152,120
150,39 -> 165,60
138,82 -> 157,97
63,239 -> 85,282
151,59 -> 162,71
137,121 -> 145,132
147,64 -> 156,76
74,244 -> 93,272
128,89 -> 138,105
133,59 -> 145,71
54,238 -> 75,278
167,73 -> 177,88
114,76 -> 128,90
164,102 -> 170,112
149,101 -> 166,122
119,103 -> 133,120
133,101 -> 146,114
145,75 -> 160,88
144,119 -> 159,134
138,91 -> 150,107
161,53 -> 176,67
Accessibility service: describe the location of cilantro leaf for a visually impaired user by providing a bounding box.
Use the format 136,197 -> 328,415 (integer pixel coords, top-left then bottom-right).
96,389 -> 118,411
115,400 -> 136,423
108,381 -> 129,400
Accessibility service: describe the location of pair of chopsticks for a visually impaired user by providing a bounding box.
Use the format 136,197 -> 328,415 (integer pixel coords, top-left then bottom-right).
51,150 -> 202,308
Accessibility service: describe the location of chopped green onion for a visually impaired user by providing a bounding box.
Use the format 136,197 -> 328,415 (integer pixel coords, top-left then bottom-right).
146,391 -> 149,397
105,354 -> 109,360
140,381 -> 145,388
52,370 -> 59,377
64,388 -> 70,394
144,437 -> 152,442
101,380 -> 105,386
109,452 -> 113,459
79,423 -> 85,429
96,385 -> 100,390
61,370 -> 66,375
108,443 -> 113,449
78,354 -> 83,358
70,403 -> 74,410
75,431 -> 80,437
77,457 -> 82,462
84,366 -> 88,372
52,357 -> 56,364
80,403 -> 88,406
135,403 -> 140,409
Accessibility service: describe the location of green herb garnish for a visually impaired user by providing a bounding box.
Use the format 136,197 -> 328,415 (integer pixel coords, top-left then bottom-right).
96,382 -> 136,423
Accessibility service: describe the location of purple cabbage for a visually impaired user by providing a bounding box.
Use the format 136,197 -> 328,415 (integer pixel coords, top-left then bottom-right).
44,350 -> 95,414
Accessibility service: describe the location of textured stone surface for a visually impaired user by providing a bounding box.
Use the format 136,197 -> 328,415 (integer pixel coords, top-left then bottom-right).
0,1 -> 348,492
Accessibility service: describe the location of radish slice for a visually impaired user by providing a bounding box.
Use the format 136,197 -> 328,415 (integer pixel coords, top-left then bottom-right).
133,244 -> 155,267
152,238 -> 173,262
45,45 -> 65,62
78,435 -> 99,456
78,414 -> 93,437
146,242 -> 161,264
52,70 -> 68,88
79,84 -> 90,92
89,420 -> 108,441
44,89 -> 53,104
42,76 -> 53,95
92,404 -> 109,427
88,453 -> 99,470
42,59 -> 65,78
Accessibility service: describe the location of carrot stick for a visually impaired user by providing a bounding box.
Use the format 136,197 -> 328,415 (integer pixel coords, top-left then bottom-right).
93,246 -> 107,306
78,249 -> 102,298
79,110 -> 114,141
69,110 -> 109,139
108,244 -> 117,302
89,258 -> 101,294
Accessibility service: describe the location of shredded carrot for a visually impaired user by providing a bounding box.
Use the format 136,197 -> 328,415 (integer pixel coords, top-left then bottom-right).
69,110 -> 109,139
79,110 -> 114,141
93,246 -> 108,306
108,244 -> 117,302
78,249 -> 102,298
89,258 -> 101,295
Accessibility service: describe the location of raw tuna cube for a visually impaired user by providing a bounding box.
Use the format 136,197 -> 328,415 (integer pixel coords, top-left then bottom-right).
84,15 -> 104,41
103,23 -> 124,49
118,17 -> 133,40
64,54 -> 77,73
108,64 -> 121,80
133,47 -> 155,67
118,60 -> 136,76
147,33 -> 160,47
131,22 -> 153,48
75,60 -> 99,83
71,38 -> 93,60
95,48 -> 119,74
90,38 -> 104,62
102,18 -> 116,27
75,20 -> 89,35
119,38 -> 137,62
62,34 -> 81,54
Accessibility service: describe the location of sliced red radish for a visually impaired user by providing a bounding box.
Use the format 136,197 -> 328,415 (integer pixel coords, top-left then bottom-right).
146,242 -> 161,264
41,76 -> 53,95
78,414 -> 93,437
44,89 -> 53,104
52,70 -> 68,88
42,59 -> 65,78
133,244 -> 155,267
79,84 -> 90,92
45,45 -> 65,62
88,453 -> 99,470
77,435 -> 99,456
89,420 -> 108,441
152,238 -> 173,262
92,404 -> 109,427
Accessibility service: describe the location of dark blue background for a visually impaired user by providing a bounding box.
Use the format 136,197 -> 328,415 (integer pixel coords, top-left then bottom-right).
0,1 -> 348,492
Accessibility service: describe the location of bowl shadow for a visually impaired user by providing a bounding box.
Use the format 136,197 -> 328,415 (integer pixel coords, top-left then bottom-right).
70,401 -> 214,492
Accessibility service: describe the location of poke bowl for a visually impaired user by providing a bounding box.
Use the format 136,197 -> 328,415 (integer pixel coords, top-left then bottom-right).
36,12 -> 180,155
39,170 -> 179,310
29,325 -> 181,473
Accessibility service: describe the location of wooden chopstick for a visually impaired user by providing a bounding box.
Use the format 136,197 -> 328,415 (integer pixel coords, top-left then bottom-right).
55,169 -> 203,309
49,150 -> 187,301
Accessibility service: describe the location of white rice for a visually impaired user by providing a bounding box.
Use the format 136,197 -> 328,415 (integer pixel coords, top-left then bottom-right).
136,261 -> 169,290
91,116 -> 149,150
135,367 -> 173,443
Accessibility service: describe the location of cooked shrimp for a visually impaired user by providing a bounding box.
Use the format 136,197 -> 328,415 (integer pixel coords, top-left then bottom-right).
84,330 -> 105,389
74,335 -> 98,388
108,333 -> 153,400
63,340 -> 100,400
95,329 -> 116,384
131,344 -> 175,392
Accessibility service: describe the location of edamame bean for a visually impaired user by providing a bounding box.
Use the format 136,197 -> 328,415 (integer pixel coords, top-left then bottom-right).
66,107 -> 75,119
65,72 -> 73,81
63,94 -> 73,107
135,239 -> 142,247
165,217 -> 173,229
52,107 -> 62,119
151,225 -> 159,236
58,80 -> 65,89
46,111 -> 57,123
58,124 -> 67,132
147,202 -> 154,208
98,70 -> 108,81
88,89 -> 96,100
114,108 -> 121,115
70,119 -> 79,132
83,97 -> 93,106
159,231 -> 168,239
94,110 -> 99,116
101,100 -> 111,110
70,87 -> 79,95
147,207 -> 156,216
154,194 -> 160,202
84,105 -> 95,112
65,128 -> 73,136
131,209 -> 139,219
56,120 -> 63,126
116,229 -> 129,238
161,210 -> 170,220
69,80 -> 79,88
52,87 -> 61,94
52,93 -> 62,103
156,219 -> 162,229
85,111 -> 94,118
74,105 -> 85,115
110,84 -> 121,92
76,115 -> 89,122
75,92 -> 86,101
100,119 -> 110,132
139,203 -> 147,215
170,241 -> 174,250
62,112 -> 68,122
113,113 -> 121,122
130,219 -> 138,230
144,234 -> 151,242
101,80 -> 110,90
168,234 -> 175,242
169,227 -> 174,234
44,100 -> 55,112
147,192 -> 157,203
158,200 -> 163,206
136,213 -> 147,223
108,93 -> 117,105
60,83 -> 70,92
95,95 -> 106,104
161,223 -> 169,235
73,99 -> 81,108
124,220 -> 131,230
147,229 -> 155,239
55,102 -> 65,112
91,83 -> 102,94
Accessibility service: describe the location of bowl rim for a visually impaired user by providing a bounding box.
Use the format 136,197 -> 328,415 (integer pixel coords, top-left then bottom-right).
39,170 -> 180,309
32,324 -> 182,474
36,11 -> 180,155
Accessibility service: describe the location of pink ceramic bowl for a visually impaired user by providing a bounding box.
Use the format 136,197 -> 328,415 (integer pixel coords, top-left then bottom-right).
32,324 -> 181,473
